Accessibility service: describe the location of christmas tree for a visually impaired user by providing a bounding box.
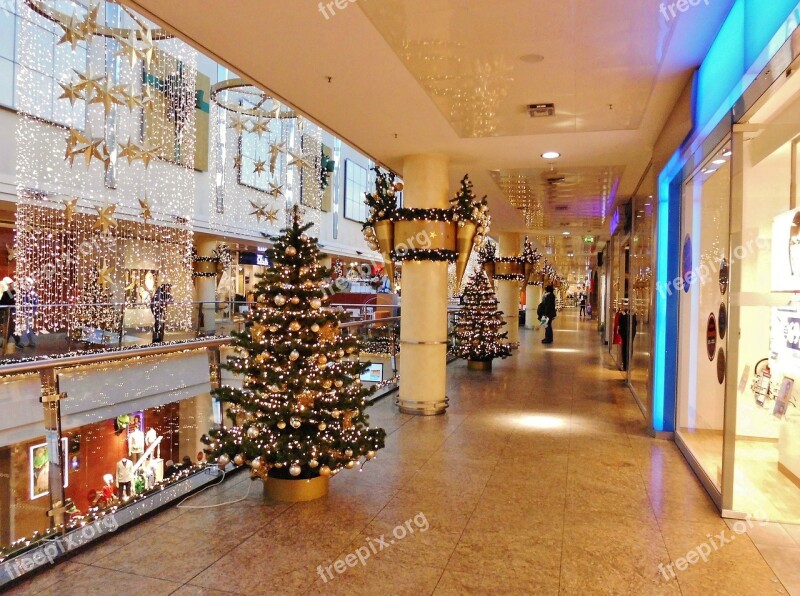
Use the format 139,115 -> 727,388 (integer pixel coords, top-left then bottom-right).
455,268 -> 512,363
205,207 -> 386,482
71,267 -> 121,340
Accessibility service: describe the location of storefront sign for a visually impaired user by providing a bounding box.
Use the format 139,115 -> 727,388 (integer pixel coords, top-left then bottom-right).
718,303 -> 728,340
239,252 -> 271,267
772,208 -> 800,292
706,313 -> 717,361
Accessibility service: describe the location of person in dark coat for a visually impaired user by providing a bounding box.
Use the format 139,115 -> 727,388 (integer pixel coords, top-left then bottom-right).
150,283 -> 173,343
541,285 -> 557,345
0,277 -> 20,348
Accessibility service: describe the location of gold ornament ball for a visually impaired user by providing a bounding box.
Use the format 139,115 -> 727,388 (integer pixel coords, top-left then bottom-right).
285,246 -> 297,256
394,182 -> 404,191
309,459 -> 319,468
289,464 -> 302,477
291,296 -> 300,305
346,346 -> 356,354
290,417 -> 301,429
300,234 -> 309,242
217,454 -> 230,469
365,450 -> 376,460
318,355 -> 328,365
251,457 -> 263,470
311,323 -> 320,333
289,321 -> 301,332
277,421 -> 287,429
310,298 -> 322,310
345,460 -> 356,470
269,325 -> 279,333
344,448 -> 353,457
334,380 -> 344,388
247,426 -> 259,439
319,465 -> 331,477
275,462 -> 283,468
234,454 -> 245,466
337,349 -> 345,358
289,350 -> 300,361
331,410 -> 341,418
318,422 -> 327,430
274,294 -> 287,306
322,380 -> 333,389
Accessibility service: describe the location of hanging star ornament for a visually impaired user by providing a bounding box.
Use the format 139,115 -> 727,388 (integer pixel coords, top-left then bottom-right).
120,82 -> 143,112
137,24 -> 160,68
228,113 -> 249,134
77,3 -> 100,38
90,76 -> 124,116
93,204 -> 117,234
139,195 -> 153,220
249,116 -> 269,137
287,149 -> 312,171
265,207 -> 279,225
72,65 -> 103,98
72,126 -> 104,169
57,80 -> 84,106
118,137 -> 141,165
232,154 -> 242,170
253,159 -> 267,176
114,29 -> 142,69
269,142 -> 285,174
5,244 -> 15,262
56,11 -> 86,51
63,198 -> 78,222
250,201 -> 269,221
97,262 -> 114,288
65,128 -> 89,165
267,181 -> 284,199
140,143 -> 162,168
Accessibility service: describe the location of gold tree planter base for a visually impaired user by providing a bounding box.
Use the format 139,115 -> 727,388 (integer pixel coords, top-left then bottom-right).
467,360 -> 492,371
263,474 -> 329,502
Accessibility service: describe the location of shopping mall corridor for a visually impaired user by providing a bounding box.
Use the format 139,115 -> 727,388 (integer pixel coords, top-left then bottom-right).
6,312 -> 789,595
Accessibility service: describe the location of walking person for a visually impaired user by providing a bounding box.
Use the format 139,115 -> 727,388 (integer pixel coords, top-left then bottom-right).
540,284 -> 557,345
0,277 -> 20,349
150,283 -> 173,343
579,294 -> 587,318
19,277 -> 39,348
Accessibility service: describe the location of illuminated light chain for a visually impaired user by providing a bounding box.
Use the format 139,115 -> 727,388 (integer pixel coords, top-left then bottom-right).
453,268 -> 513,362
15,0 -> 196,334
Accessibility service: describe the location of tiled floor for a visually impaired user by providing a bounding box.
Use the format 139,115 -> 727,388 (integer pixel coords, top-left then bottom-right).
6,312 -> 794,594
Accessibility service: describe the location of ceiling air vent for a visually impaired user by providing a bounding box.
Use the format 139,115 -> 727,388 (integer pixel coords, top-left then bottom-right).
528,103 -> 555,117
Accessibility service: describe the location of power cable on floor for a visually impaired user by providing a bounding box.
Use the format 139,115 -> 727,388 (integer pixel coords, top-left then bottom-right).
176,468 -> 254,509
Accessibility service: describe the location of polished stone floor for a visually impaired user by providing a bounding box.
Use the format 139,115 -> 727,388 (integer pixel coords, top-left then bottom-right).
7,313 -> 792,594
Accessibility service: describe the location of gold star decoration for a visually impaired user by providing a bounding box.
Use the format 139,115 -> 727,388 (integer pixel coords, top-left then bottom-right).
6,244 -> 15,262
249,116 -> 269,137
430,231 -> 438,239
287,150 -> 312,171
267,182 -> 284,199
266,104 -> 282,120
253,159 -> 267,176
93,204 -> 117,235
118,137 -> 141,165
57,80 -> 84,106
138,195 -> 152,220
140,85 -> 157,113
232,154 -> 242,170
114,29 -> 142,69
120,83 -> 143,112
96,262 -> 114,288
65,128 -> 89,165
63,198 -> 78,222
140,143 -> 162,168
269,142 -> 285,174
138,24 -> 159,68
249,201 -> 269,221
90,76 -> 124,116
72,65 -> 103,98
101,143 -> 115,171
78,3 -> 100,38
73,133 -> 104,169
264,207 -> 279,225
228,113 -> 249,134
56,11 -> 86,51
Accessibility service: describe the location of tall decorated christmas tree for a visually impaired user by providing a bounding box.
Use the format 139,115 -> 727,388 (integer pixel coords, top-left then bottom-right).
455,268 -> 512,370
204,207 -> 386,500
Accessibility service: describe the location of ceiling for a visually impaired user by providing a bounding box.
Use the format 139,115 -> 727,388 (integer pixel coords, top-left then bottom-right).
119,0 -> 736,268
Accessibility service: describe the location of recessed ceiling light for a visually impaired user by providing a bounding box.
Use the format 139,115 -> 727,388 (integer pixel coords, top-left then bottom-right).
562,231 -> 571,236
705,168 -> 718,174
723,149 -> 732,157
520,53 -> 545,64
541,151 -> 561,159
712,159 -> 726,165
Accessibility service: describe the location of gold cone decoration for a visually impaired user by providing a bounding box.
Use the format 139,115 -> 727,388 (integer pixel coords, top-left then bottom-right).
455,221 -> 477,288
374,220 -> 395,291
484,262 -> 496,289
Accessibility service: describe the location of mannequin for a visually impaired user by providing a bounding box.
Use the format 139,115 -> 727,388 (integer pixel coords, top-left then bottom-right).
116,457 -> 133,498
128,419 -> 144,464
144,427 -> 159,459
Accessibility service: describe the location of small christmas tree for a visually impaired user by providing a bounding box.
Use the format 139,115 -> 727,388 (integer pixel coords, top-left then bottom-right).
205,207 -> 385,488
455,268 -> 512,365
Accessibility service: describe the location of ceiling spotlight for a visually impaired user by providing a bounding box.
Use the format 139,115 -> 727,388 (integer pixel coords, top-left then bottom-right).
541,151 -> 561,159
723,149 -> 732,157
712,159 -> 726,165
562,231 -> 571,236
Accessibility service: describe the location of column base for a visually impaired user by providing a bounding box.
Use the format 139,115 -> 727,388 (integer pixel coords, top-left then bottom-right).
396,396 -> 449,416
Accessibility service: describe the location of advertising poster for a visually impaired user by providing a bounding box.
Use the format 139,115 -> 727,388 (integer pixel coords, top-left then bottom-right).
360,363 -> 383,383
29,437 -> 69,500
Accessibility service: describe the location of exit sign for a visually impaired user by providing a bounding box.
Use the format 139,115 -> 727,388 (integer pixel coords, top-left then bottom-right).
583,236 -> 595,244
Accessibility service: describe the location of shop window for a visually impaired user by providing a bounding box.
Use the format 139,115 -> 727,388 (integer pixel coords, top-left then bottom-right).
344,159 -> 368,223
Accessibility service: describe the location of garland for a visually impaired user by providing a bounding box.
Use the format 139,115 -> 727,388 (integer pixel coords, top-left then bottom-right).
390,249 -> 457,262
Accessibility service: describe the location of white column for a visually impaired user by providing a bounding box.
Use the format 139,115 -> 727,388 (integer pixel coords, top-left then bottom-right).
525,284 -> 539,329
497,232 -> 520,345
397,154 -> 450,416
